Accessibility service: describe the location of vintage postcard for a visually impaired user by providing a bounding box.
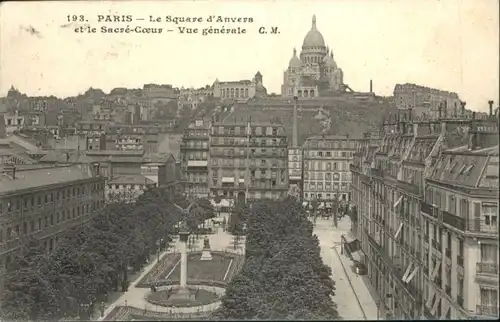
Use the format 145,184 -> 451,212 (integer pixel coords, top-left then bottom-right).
0,0 -> 498,321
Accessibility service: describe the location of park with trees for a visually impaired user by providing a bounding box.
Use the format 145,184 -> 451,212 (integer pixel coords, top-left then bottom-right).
215,197 -> 339,320
0,187 -> 214,321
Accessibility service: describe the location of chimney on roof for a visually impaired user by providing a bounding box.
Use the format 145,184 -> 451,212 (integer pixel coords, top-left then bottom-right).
472,112 -> 476,120
460,101 -> 466,117
369,80 -> 373,93
488,100 -> 494,116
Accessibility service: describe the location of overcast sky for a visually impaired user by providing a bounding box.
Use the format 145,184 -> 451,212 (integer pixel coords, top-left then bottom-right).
1,0 -> 498,112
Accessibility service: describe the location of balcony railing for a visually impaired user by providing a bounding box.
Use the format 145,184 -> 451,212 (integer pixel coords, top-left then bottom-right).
371,168 -> 383,177
421,201 -> 438,219
476,262 -> 499,275
457,255 -> 464,267
443,210 -> 466,230
476,305 -> 499,316
466,218 -> 498,235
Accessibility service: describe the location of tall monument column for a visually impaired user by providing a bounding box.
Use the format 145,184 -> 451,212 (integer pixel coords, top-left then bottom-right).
168,200 -> 198,301
179,229 -> 189,289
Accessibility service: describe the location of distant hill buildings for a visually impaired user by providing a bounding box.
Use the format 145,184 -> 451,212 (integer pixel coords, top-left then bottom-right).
212,71 -> 268,102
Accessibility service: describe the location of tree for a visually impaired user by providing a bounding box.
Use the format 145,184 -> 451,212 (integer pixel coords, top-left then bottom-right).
216,197 -> 339,320
0,186 -> 182,320
0,240 -> 60,321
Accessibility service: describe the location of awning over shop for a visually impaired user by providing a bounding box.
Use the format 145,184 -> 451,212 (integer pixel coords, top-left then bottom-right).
221,177 -> 235,183
341,234 -> 361,258
210,198 -> 232,208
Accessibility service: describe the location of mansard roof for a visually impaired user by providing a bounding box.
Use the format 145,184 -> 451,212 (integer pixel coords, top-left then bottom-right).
429,146 -> 499,189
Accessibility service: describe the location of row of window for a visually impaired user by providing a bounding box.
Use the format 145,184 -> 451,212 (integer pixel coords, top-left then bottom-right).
0,183 -> 104,214
0,201 -> 102,244
219,87 -> 250,99
303,182 -> 349,192
185,130 -> 209,137
211,169 -> 287,178
211,158 -> 287,168
305,150 -> 354,158
304,171 -> 351,181
183,141 -> 209,149
212,126 -> 280,137
183,151 -> 209,159
305,140 -> 357,150
304,161 -> 351,171
211,137 -> 286,147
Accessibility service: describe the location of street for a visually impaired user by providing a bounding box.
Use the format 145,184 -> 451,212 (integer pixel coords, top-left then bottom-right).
313,216 -> 379,320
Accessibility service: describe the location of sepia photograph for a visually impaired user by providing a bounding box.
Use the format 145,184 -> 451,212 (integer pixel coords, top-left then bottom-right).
0,0 -> 498,320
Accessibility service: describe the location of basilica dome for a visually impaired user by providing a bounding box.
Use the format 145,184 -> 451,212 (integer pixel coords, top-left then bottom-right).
302,15 -> 325,48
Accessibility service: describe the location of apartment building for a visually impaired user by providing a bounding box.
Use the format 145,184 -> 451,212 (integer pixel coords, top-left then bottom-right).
0,164 -> 105,270
394,83 -> 462,119
209,121 -> 288,205
106,124 -> 162,153
180,119 -> 211,198
422,119 -> 498,319
350,105 -> 499,320
302,135 -> 356,205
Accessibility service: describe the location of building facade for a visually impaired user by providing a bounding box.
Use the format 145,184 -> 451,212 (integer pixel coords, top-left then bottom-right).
106,174 -> 156,203
212,72 -> 267,102
281,15 -> 345,98
0,164 -> 105,271
422,121 -> 498,320
394,83 -> 463,119
209,121 -> 289,205
180,119 -> 211,198
302,135 -> 355,204
350,107 -> 499,320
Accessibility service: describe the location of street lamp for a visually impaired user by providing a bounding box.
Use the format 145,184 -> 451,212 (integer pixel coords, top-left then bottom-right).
100,301 -> 105,318
156,238 -> 163,262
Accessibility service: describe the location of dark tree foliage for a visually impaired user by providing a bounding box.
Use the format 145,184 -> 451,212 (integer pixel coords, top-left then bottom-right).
0,186 -> 188,320
215,197 -> 339,320
0,240 -> 60,321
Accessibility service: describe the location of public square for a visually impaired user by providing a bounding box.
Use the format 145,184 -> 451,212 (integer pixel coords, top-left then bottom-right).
98,215 -> 379,321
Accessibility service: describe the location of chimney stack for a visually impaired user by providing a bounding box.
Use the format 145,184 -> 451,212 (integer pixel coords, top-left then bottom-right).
461,101 -> 466,116
488,100 -> 494,116
472,112 -> 476,120
369,80 -> 373,93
